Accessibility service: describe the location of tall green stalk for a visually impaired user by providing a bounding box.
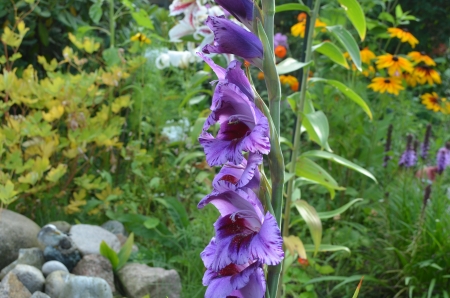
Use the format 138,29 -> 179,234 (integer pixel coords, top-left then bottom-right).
260,0 -> 284,297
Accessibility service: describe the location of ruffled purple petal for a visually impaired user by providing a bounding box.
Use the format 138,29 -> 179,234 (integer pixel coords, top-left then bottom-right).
204,262 -> 264,298
198,189 -> 260,216
200,238 -> 217,269
215,0 -> 254,30
212,153 -> 262,192
196,52 -> 226,80
202,16 -> 263,69
225,60 -> 254,101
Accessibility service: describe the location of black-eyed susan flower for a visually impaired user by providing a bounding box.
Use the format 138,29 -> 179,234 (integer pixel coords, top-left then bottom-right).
403,71 -> 422,87
415,66 -> 441,85
130,33 -> 151,44
368,77 -> 404,95
280,75 -> 299,91
408,51 -> 436,66
360,47 -> 376,64
420,92 -> 445,112
376,53 -> 413,76
291,16 -> 326,38
387,27 -> 419,48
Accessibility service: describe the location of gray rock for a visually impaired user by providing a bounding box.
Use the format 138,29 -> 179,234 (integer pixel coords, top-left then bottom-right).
101,220 -> 127,236
0,209 -> 41,271
0,272 -> 32,298
118,263 -> 181,298
30,291 -> 50,298
70,225 -> 121,256
0,248 -> 44,279
42,261 -> 69,277
11,264 -> 45,293
47,221 -> 71,234
72,255 -> 115,292
60,275 -> 112,298
38,224 -> 81,271
45,271 -> 70,298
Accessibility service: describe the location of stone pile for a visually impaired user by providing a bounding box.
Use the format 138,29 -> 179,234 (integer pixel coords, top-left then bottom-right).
0,209 -> 182,298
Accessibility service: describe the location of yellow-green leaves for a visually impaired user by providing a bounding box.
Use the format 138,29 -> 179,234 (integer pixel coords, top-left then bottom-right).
312,42 -> 349,69
46,164 -> 68,183
338,0 -> 366,41
0,180 -> 19,206
308,78 -> 372,119
293,157 -> 345,199
283,235 -> 307,259
293,200 -> 322,255
302,111 -> 332,152
275,3 -> 310,14
276,58 -> 312,75
1,21 -> 29,48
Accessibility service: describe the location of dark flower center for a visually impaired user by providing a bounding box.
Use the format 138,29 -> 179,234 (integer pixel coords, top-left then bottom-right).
402,28 -> 409,32
420,51 -> 426,55
384,79 -> 391,83
220,175 -> 239,184
218,263 -> 241,276
220,121 -> 250,141
392,56 -> 399,62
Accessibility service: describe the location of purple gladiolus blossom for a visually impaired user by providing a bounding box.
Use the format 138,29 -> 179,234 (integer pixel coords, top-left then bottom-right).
202,16 -> 263,69
274,33 -> 288,48
214,0 -> 254,30
202,260 -> 266,298
436,145 -> 450,173
212,153 -> 262,193
197,53 -> 254,101
198,188 -> 284,270
199,83 -> 270,166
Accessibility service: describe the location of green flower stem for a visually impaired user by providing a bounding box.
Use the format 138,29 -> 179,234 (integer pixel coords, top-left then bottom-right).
109,0 -> 115,48
283,0 -> 321,239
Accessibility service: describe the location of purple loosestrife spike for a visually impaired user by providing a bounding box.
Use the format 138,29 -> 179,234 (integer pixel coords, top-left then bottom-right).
197,53 -> 254,101
202,16 -> 263,69
198,188 -> 284,270
199,83 -> 270,166
399,134 -> 417,168
436,143 -> 450,174
383,124 -> 393,167
423,185 -> 432,207
274,33 -> 288,48
420,124 -> 432,160
202,260 -> 265,298
212,153 -> 262,193
214,0 -> 254,30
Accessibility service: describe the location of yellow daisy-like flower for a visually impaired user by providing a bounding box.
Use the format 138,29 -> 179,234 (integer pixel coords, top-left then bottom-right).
130,32 -> 151,44
368,77 -> 404,95
415,66 -> 441,85
442,101 -> 450,114
362,65 -> 375,77
387,27 -> 419,48
403,71 -> 421,87
407,51 -> 436,66
360,47 -> 376,64
280,75 -> 299,91
291,18 -> 327,38
376,54 -> 413,76
420,92 -> 445,112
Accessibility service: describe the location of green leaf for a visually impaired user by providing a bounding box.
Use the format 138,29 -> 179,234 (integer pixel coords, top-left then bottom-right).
293,200 -> 322,255
316,198 -> 363,219
89,2 -> 103,24
304,244 -> 351,254
131,11 -> 154,30
275,3 -> 310,14
9,53 -> 22,62
316,264 -> 335,275
38,22 -> 49,47
99,241 -> 119,269
155,197 -> 190,229
312,41 -> 349,69
326,26 -> 361,71
102,48 -> 121,66
378,12 -> 395,25
395,4 -> 403,19
308,78 -> 372,119
301,150 -> 377,182
301,111 -> 331,151
117,233 -> 134,270
294,157 -> 345,199
276,58 -> 312,75
337,0 -> 366,41
191,117 -> 206,144
143,217 -> 160,229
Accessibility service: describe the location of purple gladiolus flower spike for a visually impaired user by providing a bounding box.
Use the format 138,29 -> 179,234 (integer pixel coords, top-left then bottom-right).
436,143 -> 450,173
212,153 -> 262,193
198,188 -> 284,270
197,53 -> 254,101
214,0 -> 254,30
202,260 -> 266,298
199,83 -> 270,166
202,16 -> 263,69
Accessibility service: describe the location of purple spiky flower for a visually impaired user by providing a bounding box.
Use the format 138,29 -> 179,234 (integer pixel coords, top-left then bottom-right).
399,134 -> 417,168
436,143 -> 450,174
420,124 -> 432,160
